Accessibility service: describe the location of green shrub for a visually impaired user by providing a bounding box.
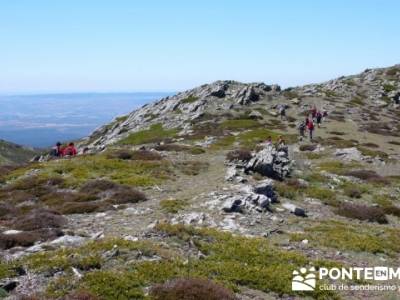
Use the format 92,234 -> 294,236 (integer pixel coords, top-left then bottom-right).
118,124 -> 178,145
180,95 -> 199,104
304,187 -> 337,206
160,199 -> 189,214
219,119 -> 260,130
291,221 -> 400,255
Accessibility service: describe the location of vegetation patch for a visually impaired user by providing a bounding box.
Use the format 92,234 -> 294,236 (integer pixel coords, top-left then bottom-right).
299,144 -> 317,151
150,278 -> 237,300
160,199 -> 189,214
321,137 -> 358,148
219,119 -> 260,130
118,124 -> 178,145
356,146 -> 389,160
304,186 -> 338,206
176,161 -> 209,176
318,161 -> 361,175
25,225 -> 338,299
226,149 -> 252,162
180,95 -> 199,104
291,221 -> 400,255
29,155 -> 172,187
343,170 -> 389,185
336,202 -> 388,224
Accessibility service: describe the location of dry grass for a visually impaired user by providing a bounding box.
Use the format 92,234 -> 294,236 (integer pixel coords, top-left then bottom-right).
150,278 -> 237,300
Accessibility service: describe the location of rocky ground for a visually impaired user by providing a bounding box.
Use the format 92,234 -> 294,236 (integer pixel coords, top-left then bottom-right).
0,65 -> 400,300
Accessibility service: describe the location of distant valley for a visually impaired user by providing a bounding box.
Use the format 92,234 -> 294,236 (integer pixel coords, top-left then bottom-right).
0,92 -> 171,148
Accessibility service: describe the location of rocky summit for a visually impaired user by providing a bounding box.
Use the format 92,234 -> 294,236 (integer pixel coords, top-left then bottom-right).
1,65 -> 400,299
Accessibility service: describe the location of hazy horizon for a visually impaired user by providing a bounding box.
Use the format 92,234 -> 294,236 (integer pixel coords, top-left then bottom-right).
0,92 -> 171,147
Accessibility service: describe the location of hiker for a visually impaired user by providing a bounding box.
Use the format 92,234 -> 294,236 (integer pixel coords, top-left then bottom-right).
277,135 -> 286,147
63,142 -> 77,156
298,121 -> 306,139
310,106 -> 317,120
50,142 -> 63,157
316,111 -> 322,128
277,135 -> 288,154
278,105 -> 286,120
265,136 -> 273,145
305,116 -> 310,127
307,119 -> 315,140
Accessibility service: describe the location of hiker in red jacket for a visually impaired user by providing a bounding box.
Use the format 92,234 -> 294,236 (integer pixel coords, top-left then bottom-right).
310,106 -> 317,120
63,142 -> 77,156
307,119 -> 315,140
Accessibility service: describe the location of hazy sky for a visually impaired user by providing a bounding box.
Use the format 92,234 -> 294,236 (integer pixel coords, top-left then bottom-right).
1,0 -> 399,94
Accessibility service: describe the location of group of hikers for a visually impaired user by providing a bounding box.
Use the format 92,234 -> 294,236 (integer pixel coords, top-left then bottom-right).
278,104 -> 327,141
298,105 -> 327,141
50,142 -> 78,157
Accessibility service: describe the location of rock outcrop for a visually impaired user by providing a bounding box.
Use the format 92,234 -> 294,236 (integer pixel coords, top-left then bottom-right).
245,144 -> 293,180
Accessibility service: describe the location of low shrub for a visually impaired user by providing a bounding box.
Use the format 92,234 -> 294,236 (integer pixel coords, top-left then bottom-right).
344,170 -> 389,185
41,192 -> 97,206
176,161 -> 209,176
226,149 -> 252,162
118,124 -> 178,145
130,150 -> 163,161
79,180 -> 119,195
160,199 -> 188,214
106,150 -> 134,160
150,278 -> 237,300
65,290 -> 100,300
107,187 -> 147,205
360,142 -> 379,148
299,144 -> 317,151
305,187 -> 337,206
57,202 -> 110,215
336,203 -> 388,224
219,119 -> 260,130
154,144 -> 189,152
180,95 -> 198,104
0,228 -> 63,250
13,209 -> 67,230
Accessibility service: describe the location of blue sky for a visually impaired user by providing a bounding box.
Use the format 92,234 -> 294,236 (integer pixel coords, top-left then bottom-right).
1,0 -> 399,94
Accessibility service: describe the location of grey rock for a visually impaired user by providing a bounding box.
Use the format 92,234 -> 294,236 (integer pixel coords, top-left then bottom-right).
335,147 -> 363,161
253,179 -> 278,203
245,144 -> 293,180
49,235 -> 86,247
282,202 -> 307,217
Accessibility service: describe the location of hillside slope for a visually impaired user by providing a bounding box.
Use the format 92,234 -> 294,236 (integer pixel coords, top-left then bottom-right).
0,65 -> 400,299
0,139 -> 36,165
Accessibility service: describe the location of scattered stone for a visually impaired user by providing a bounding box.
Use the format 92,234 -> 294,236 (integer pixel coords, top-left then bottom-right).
281,203 -> 307,217
49,235 -> 86,247
335,147 -> 363,161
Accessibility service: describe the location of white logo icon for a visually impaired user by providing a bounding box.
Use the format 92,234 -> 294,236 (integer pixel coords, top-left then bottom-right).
292,267 -> 316,291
